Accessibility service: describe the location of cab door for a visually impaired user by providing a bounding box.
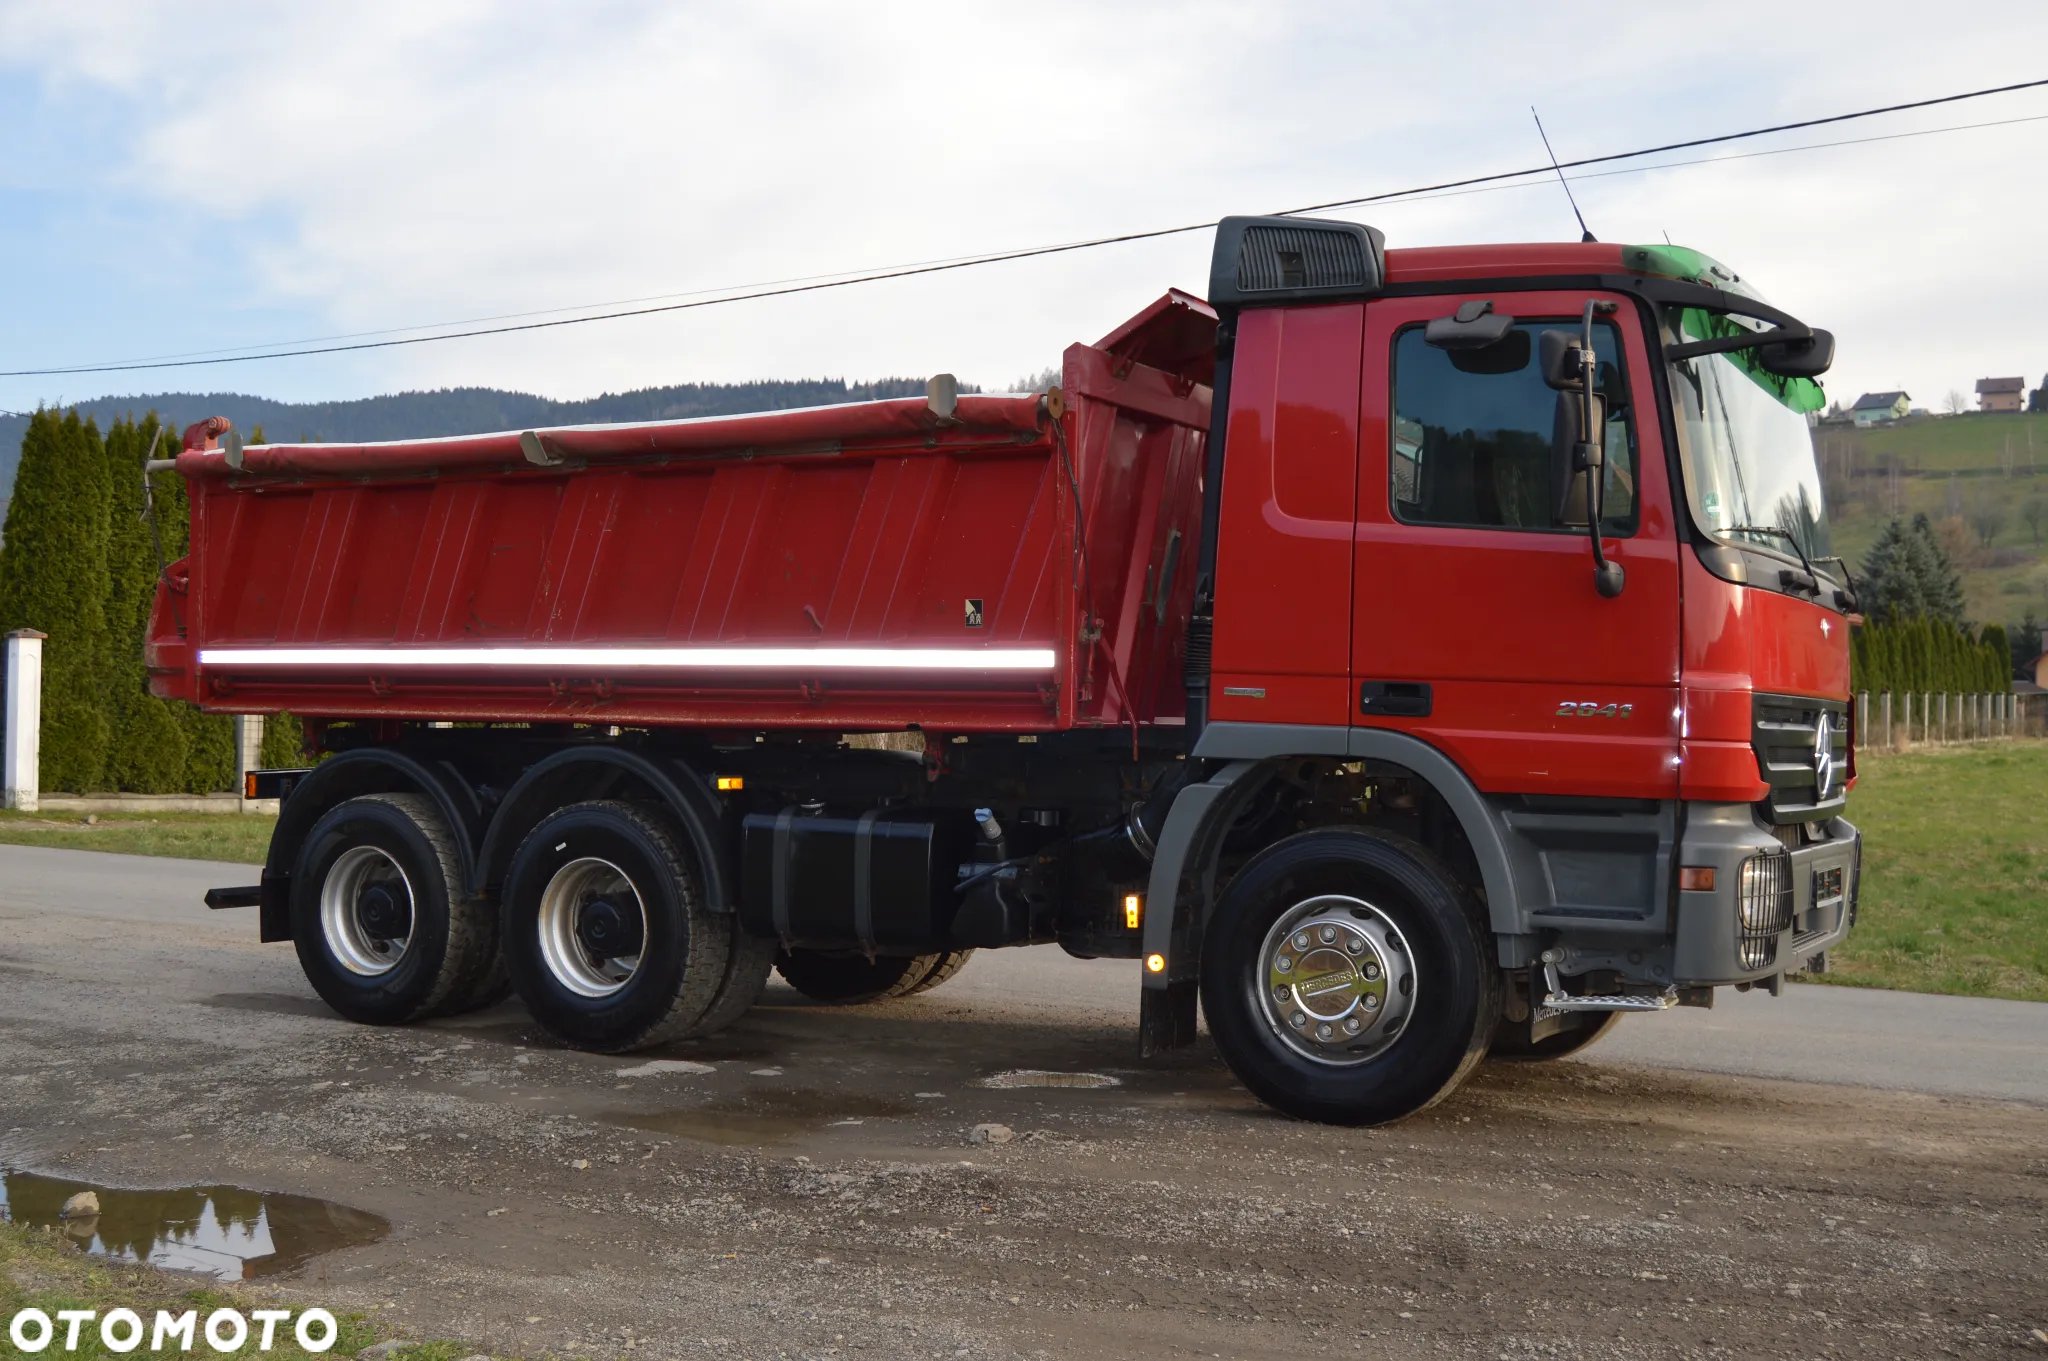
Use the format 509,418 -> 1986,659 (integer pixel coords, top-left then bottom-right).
1351,289 -> 1681,799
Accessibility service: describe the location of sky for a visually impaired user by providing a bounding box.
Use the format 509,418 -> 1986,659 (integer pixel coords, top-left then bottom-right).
2,1 -> 2046,417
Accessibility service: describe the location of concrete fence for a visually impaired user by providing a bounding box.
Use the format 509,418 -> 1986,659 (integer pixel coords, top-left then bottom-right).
2,629 -> 270,813
1853,690 -> 2045,751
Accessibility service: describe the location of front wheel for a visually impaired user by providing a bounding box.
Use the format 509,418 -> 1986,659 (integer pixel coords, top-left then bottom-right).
1200,828 -> 1499,1127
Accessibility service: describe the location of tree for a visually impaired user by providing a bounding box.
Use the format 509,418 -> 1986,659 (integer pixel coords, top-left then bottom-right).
2025,497 -> 2048,547
1858,513 -> 1967,627
1944,388 -> 1969,416
0,411 -> 112,790
101,415 -> 192,792
1969,500 -> 2006,547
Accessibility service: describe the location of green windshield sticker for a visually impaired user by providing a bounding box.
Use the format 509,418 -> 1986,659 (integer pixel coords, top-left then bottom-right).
1670,306 -> 1825,414
1621,244 -> 1768,304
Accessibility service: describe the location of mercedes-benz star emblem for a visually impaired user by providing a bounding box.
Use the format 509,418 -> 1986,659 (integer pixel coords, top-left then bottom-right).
1813,712 -> 1834,801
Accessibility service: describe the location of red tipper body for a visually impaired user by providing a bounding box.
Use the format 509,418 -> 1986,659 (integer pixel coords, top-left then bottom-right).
147,293 -> 1215,734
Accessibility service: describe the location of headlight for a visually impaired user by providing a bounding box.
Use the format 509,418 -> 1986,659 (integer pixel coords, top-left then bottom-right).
1737,852 -> 1793,970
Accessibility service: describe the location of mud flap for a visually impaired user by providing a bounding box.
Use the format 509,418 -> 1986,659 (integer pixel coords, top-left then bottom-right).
1139,979 -> 1200,1057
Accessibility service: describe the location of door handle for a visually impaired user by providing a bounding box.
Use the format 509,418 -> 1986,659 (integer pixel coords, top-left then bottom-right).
1359,681 -> 1432,718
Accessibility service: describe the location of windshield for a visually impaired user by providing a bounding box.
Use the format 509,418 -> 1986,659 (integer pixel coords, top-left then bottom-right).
1663,305 -> 1832,569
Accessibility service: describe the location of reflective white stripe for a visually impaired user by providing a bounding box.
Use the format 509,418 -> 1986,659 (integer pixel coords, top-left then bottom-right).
196,646 -> 1058,672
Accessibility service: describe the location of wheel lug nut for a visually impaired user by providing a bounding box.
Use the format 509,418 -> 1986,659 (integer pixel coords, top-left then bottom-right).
1273,986 -> 1291,1003
1347,937 -> 1365,954
1344,1016 -> 1363,1034
1290,1012 -> 1307,1028
1362,963 -> 1381,981
1364,994 -> 1380,1011
1316,1023 -> 1333,1040
1293,932 -> 1310,950
1275,956 -> 1293,972
1319,925 -> 1337,944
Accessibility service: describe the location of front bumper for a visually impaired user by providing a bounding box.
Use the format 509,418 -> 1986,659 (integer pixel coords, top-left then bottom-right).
1671,803 -> 1860,986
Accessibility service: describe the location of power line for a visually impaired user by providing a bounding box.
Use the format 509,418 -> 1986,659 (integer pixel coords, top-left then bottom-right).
6,74 -> 2047,380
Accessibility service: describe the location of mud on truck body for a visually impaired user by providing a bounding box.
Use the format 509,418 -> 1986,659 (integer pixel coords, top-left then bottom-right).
150,217 -> 1860,1125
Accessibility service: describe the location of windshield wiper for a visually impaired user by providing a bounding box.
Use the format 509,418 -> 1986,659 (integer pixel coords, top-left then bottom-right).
1726,524 -> 1824,596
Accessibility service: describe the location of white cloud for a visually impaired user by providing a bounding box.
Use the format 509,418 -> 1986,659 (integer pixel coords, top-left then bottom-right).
1,0 -> 2046,407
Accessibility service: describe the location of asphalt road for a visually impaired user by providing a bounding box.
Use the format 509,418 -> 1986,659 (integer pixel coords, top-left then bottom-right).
2,841 -> 2044,1360
3,842 -> 2040,1105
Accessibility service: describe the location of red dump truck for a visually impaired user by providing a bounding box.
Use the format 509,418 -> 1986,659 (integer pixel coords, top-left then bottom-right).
149,217 -> 1860,1125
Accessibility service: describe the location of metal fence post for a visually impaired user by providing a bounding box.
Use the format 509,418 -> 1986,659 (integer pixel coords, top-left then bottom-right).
3,629 -> 46,812
1882,691 -> 1893,751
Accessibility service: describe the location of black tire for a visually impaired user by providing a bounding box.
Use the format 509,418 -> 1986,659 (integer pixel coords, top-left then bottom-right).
693,927 -> 779,1034
500,801 -> 730,1052
1489,1009 -> 1622,1061
900,949 -> 976,996
1200,827 -> 1500,1127
291,793 -> 495,1026
774,950 -> 944,1004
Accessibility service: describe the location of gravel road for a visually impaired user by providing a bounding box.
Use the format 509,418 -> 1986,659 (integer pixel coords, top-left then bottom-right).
2,843 -> 2043,1359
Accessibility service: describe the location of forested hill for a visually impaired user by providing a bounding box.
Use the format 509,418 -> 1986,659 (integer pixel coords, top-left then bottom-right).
0,377 -> 951,496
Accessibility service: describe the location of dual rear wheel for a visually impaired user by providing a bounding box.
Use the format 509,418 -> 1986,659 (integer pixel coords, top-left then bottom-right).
292,796 -> 773,1050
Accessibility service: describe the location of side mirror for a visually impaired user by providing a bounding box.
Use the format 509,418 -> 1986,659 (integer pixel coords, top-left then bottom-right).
1758,328 -> 1834,378
1551,391 -> 1606,525
1425,300 -> 1516,351
1539,329 -> 1586,390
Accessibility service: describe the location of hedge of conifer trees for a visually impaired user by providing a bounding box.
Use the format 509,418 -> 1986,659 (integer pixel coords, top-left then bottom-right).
0,409 -> 302,793
1848,512 -> 2012,697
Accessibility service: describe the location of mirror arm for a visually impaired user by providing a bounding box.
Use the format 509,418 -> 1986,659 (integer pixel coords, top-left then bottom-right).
1579,301 -> 1625,599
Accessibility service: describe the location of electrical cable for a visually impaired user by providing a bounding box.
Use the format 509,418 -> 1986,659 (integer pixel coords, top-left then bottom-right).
6,74 -> 2047,379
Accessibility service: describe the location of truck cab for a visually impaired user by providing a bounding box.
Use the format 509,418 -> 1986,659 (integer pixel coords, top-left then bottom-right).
1141,220 -> 1857,1116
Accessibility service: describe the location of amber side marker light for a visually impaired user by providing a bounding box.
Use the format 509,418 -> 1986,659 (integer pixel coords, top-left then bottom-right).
1145,953 -> 1166,973
1679,866 -> 1716,892
244,772 -> 259,800
714,775 -> 744,792
1123,893 -> 1143,930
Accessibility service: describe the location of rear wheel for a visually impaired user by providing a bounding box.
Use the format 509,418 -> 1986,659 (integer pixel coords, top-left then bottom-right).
501,801 -> 730,1051
1200,828 -> 1499,1127
1489,1009 -> 1622,1061
775,950 -> 946,1004
291,793 -> 494,1026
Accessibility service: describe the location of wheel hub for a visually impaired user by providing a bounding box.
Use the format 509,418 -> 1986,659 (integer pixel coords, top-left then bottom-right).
356,884 -> 412,940
1257,895 -> 1415,1065
575,897 -> 643,960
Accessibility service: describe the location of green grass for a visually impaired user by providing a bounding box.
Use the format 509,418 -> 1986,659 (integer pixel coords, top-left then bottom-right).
1819,740 -> 2048,1002
0,809 -> 272,864
0,1219 -> 444,1361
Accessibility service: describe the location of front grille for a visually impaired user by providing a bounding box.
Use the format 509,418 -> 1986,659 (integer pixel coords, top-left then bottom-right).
1737,853 -> 1793,970
1751,693 -> 1850,825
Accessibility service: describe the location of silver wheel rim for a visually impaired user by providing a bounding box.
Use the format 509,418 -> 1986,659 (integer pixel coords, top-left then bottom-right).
537,857 -> 646,998
1254,893 -> 1417,1066
320,845 -> 415,977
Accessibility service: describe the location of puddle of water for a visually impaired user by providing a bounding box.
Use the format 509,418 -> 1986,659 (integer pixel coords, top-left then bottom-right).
976,1069 -> 1121,1090
0,1170 -> 388,1281
604,1090 -> 915,1146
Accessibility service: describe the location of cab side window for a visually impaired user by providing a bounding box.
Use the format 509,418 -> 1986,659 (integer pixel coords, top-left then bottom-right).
1390,319 -> 1636,534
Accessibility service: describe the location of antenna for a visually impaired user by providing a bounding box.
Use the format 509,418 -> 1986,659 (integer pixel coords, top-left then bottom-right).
1532,107 -> 1596,242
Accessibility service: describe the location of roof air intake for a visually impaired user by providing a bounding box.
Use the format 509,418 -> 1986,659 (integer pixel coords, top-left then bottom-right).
1208,215 -> 1385,309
